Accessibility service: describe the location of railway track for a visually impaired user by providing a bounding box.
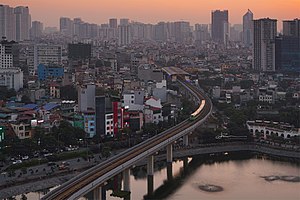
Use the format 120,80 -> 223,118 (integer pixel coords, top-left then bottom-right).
43,78 -> 212,200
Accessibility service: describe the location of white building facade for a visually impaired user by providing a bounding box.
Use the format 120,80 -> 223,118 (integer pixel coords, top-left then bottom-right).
78,84 -> 95,112
247,120 -> 300,139
0,68 -> 23,91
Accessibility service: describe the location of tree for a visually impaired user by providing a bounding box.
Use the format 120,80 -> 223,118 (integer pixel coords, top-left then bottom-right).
0,86 -> 16,100
51,121 -> 86,146
197,128 -> 218,144
142,123 -> 158,135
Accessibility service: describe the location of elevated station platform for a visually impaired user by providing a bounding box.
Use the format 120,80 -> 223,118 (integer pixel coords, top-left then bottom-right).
162,67 -> 190,82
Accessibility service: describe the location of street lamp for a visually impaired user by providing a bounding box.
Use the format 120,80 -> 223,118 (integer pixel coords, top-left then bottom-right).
38,138 -> 41,165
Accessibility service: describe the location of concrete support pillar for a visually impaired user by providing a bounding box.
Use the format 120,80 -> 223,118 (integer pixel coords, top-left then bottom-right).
101,186 -> 106,200
90,186 -> 102,200
183,134 -> 189,147
147,155 -> 154,195
167,162 -> 173,181
147,155 -> 154,176
167,144 -> 173,163
183,157 -> 188,172
263,129 -> 267,139
147,174 -> 154,195
113,174 -> 122,192
86,188 -> 101,200
123,168 -> 131,192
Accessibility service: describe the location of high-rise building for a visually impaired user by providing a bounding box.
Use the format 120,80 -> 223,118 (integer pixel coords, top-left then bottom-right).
120,18 -> 129,26
0,38 -> 19,68
253,18 -> 277,72
194,24 -> 210,43
243,9 -> 254,47
211,10 -> 229,45
73,18 -> 83,38
60,17 -> 74,36
0,40 -> 13,69
78,84 -> 95,112
0,5 -> 16,41
154,22 -> 168,42
275,36 -> 300,72
14,6 -> 31,41
283,18 -> 300,38
27,44 -> 62,75
174,21 -> 191,43
131,22 -> 147,41
118,24 -> 131,46
276,19 -> 300,72
109,18 -> 118,28
30,21 -> 43,39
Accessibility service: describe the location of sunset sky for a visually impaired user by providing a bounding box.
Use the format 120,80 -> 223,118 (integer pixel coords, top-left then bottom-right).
2,0 -> 300,29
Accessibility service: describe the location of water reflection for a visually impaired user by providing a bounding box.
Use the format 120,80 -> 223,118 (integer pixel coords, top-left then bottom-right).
166,155 -> 300,200
15,154 -> 300,200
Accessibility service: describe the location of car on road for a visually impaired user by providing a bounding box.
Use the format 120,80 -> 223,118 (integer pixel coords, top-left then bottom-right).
12,160 -> 22,165
22,156 -> 29,160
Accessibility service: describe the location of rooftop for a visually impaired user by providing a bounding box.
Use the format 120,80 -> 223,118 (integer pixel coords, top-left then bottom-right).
162,67 -> 189,76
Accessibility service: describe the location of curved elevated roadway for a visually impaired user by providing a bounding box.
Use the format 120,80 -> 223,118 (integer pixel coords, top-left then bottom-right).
42,77 -> 213,200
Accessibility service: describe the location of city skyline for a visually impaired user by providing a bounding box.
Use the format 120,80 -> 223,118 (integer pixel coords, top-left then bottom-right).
2,0 -> 299,29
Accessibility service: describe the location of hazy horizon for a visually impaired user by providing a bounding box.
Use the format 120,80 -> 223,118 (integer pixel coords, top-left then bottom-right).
2,0 -> 300,30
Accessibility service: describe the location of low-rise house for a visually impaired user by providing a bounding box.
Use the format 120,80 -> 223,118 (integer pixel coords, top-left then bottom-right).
11,122 -> 32,139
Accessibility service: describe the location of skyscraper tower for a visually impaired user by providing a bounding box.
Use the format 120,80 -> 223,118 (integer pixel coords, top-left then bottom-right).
174,21 -> 190,43
109,18 -> 118,28
211,10 -> 229,45
120,18 -> 129,26
14,6 -> 31,41
0,5 -> 16,41
30,21 -> 43,39
60,17 -> 74,37
283,18 -> 300,38
118,19 -> 131,46
243,9 -> 254,47
276,19 -> 300,72
253,18 -> 277,72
